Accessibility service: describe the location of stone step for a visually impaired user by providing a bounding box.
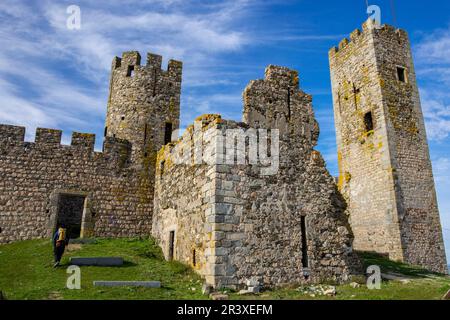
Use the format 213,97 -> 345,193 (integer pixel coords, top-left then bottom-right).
69,257 -> 123,266
93,281 -> 161,288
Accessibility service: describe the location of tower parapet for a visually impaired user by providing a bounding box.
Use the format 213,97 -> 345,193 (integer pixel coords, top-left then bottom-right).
105,51 -> 182,167
329,19 -> 447,274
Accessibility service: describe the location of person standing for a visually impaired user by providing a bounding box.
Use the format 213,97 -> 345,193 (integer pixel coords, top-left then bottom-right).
53,224 -> 68,268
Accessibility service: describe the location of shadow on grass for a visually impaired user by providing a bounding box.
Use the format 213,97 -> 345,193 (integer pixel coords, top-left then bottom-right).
356,250 -> 444,278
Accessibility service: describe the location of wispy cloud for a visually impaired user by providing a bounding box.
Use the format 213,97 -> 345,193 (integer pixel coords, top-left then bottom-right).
0,0 -> 256,146
415,25 -> 450,141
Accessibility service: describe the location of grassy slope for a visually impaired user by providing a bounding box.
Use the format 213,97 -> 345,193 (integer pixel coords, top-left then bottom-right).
0,238 -> 448,300
0,238 -> 205,300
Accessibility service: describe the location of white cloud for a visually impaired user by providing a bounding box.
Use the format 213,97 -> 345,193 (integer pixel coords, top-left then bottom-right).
420,89 -> 450,141
415,26 -> 450,142
0,0 -> 255,147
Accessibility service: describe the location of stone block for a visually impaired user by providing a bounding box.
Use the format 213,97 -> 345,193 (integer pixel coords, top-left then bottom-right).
93,281 -> 161,288
69,257 -> 123,266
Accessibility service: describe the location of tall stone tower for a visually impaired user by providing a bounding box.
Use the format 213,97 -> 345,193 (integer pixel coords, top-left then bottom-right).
329,19 -> 447,274
105,51 -> 182,207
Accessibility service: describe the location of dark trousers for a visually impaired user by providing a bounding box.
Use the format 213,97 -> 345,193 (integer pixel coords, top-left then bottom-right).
54,244 -> 66,263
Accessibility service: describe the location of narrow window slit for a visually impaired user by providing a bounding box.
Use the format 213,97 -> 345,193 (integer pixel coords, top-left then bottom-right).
364,111 -> 374,133
301,215 -> 309,268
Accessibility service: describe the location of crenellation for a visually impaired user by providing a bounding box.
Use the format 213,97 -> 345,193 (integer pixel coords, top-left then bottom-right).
111,56 -> 121,70
146,53 -> 162,70
121,51 -> 141,66
0,124 -> 25,142
71,132 -> 95,151
35,128 -> 62,145
350,28 -> 362,41
338,38 -> 349,50
167,59 -> 183,81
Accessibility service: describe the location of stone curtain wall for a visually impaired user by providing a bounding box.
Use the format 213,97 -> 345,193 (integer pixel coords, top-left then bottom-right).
0,125 -> 153,243
330,19 -> 447,273
228,67 -> 360,288
153,67 -> 361,289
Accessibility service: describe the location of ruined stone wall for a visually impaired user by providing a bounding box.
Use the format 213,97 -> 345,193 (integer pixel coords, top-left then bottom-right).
223,67 -> 359,288
152,116 -> 218,280
0,125 -> 153,243
153,67 -> 361,289
330,20 -> 447,273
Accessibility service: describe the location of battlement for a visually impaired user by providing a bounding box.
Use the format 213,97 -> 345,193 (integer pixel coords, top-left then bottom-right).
0,124 -> 25,142
264,65 -> 299,88
111,51 -> 182,81
71,132 -> 96,152
329,19 -> 408,56
35,128 -> 62,145
0,124 -> 132,164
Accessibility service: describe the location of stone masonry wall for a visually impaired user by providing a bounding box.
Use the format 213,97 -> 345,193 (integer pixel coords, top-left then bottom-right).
329,20 -> 403,260
152,118 -> 215,277
153,67 -> 361,289
0,125 -> 153,243
330,19 -> 447,273
105,51 -> 182,229
373,24 -> 447,273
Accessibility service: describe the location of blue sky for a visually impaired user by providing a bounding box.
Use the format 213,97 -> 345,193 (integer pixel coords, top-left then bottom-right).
0,0 -> 449,262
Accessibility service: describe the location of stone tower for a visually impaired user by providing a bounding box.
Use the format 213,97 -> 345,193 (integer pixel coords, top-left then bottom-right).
105,51 -> 182,207
329,19 -> 447,274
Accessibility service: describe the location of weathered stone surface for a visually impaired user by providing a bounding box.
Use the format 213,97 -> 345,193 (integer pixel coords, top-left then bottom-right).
153,66 -> 361,289
0,51 -> 181,243
93,281 -> 161,288
0,20 -> 446,292
329,19 -> 448,274
70,257 -> 123,266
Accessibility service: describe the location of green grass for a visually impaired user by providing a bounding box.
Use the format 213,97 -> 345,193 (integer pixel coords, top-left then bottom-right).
0,238 -> 205,300
0,238 -> 448,300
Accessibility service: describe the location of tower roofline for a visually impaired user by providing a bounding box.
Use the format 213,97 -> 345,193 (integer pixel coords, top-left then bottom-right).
329,19 -> 408,56
111,51 -> 183,76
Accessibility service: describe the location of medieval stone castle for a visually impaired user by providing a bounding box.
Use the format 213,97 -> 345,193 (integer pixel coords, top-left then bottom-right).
0,20 -> 447,289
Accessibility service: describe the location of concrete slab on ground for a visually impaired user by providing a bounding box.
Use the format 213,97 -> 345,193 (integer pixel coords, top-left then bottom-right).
93,281 -> 161,288
69,257 -> 123,266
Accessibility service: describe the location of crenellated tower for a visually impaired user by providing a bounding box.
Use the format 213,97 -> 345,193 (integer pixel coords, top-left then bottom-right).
105,51 -> 182,169
104,51 -> 182,209
329,19 -> 447,273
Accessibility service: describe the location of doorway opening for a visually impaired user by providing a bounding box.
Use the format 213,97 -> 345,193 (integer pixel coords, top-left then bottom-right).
56,194 -> 86,239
